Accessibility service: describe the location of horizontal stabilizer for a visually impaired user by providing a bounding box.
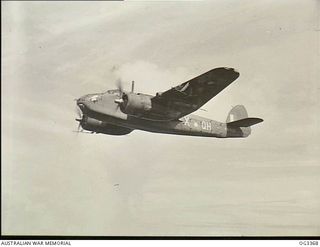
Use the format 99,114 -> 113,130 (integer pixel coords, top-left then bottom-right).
227,117 -> 263,128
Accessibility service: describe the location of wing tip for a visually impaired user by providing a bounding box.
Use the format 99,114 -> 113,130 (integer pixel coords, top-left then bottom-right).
213,67 -> 240,79
223,66 -> 239,74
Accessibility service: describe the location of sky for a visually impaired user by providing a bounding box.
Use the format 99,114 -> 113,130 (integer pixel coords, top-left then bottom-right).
2,0 -> 320,236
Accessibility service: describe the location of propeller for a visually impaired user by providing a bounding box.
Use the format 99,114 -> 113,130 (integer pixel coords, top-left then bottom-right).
75,105 -> 82,119
114,79 -> 125,110
74,106 -> 83,133
116,78 -> 123,95
74,100 -> 94,135
114,79 -> 134,110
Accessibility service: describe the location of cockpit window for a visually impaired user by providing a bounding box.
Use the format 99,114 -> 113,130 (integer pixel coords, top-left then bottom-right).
89,94 -> 101,102
106,89 -> 121,96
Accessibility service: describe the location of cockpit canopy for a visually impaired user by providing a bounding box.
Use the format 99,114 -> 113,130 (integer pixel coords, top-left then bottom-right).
106,89 -> 121,95
86,90 -> 121,103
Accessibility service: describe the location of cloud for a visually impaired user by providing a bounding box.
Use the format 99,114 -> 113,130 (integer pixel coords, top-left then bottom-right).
112,60 -> 191,94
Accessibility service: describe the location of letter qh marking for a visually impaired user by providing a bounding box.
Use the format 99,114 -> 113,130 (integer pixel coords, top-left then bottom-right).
201,121 -> 212,131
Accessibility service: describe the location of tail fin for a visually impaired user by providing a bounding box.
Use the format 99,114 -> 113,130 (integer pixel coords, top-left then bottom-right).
226,105 -> 248,122
226,105 -> 263,137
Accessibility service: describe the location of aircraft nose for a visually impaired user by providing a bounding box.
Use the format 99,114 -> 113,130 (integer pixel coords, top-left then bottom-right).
76,97 -> 83,104
76,95 -> 87,111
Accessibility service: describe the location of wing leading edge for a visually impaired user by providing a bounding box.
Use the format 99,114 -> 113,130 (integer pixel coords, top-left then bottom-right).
152,67 -> 240,120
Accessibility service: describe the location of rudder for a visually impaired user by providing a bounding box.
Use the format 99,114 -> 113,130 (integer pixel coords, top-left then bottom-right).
226,105 -> 251,137
225,105 -> 263,137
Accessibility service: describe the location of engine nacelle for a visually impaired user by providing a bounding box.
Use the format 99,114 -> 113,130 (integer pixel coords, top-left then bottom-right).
80,116 -> 132,135
81,116 -> 104,130
120,93 -> 152,116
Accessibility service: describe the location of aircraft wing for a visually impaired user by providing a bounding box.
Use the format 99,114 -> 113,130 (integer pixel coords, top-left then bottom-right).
152,67 -> 240,120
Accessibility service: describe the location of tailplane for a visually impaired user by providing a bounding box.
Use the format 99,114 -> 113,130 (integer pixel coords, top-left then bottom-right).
226,105 -> 263,137
227,117 -> 263,128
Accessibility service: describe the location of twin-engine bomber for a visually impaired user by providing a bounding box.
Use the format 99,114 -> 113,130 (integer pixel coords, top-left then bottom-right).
75,67 -> 263,137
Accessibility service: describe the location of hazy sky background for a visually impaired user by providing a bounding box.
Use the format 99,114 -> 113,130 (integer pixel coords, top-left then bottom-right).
2,0 -> 320,236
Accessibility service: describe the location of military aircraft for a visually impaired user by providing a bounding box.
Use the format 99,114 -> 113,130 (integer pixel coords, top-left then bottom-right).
75,67 -> 263,138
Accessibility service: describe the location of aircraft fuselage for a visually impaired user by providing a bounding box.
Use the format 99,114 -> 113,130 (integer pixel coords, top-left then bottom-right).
76,91 -> 250,138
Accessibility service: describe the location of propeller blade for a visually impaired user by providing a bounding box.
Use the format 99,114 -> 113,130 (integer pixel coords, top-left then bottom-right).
77,122 -> 81,132
75,105 -> 84,133
114,78 -> 125,112
116,78 -> 123,95
75,106 -> 82,119
114,98 -> 124,104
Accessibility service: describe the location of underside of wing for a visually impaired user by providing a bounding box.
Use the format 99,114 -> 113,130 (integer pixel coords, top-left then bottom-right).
152,67 -> 240,120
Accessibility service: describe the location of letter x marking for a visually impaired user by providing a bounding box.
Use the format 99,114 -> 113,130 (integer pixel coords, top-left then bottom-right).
183,116 -> 191,126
